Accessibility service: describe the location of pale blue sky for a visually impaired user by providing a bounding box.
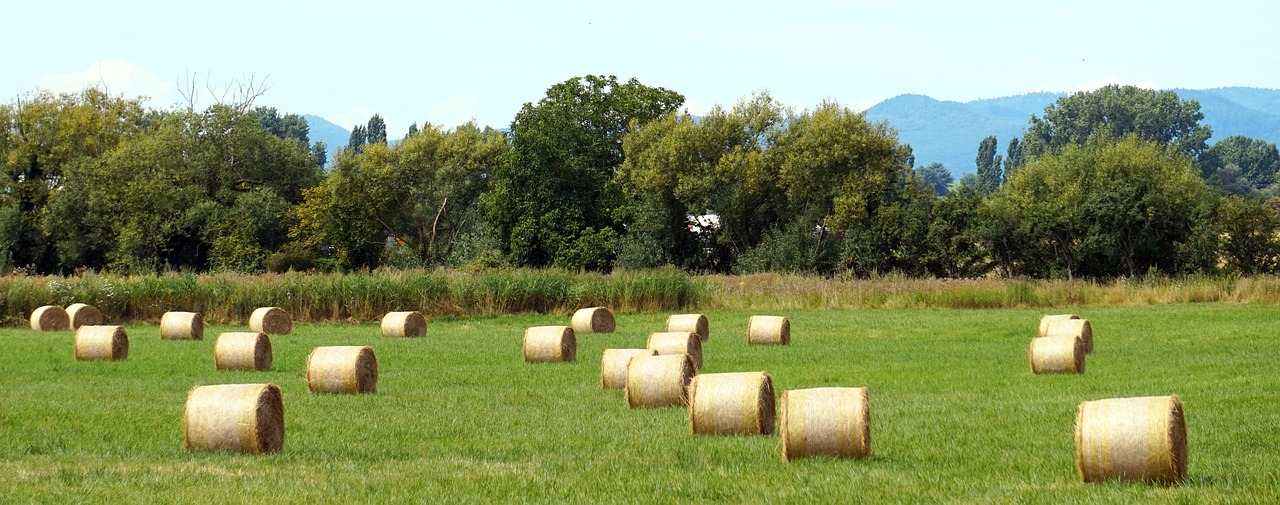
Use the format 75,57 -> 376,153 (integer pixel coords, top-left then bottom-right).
4,0 -> 1277,137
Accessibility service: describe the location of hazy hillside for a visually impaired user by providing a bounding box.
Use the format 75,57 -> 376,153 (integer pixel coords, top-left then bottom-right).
302,114 -> 349,168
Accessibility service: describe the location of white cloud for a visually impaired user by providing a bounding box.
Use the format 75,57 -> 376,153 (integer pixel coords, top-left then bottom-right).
36,60 -> 176,103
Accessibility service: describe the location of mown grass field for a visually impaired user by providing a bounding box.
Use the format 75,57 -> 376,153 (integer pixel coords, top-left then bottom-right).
1,304 -> 1278,504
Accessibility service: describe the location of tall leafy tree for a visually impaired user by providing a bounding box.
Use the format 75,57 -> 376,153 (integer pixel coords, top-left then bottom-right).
348,124 -> 368,153
1201,135 -> 1280,190
366,115 -> 387,145
914,162 -> 952,196
253,106 -> 310,146
974,135 -> 1002,195
1021,85 -> 1211,163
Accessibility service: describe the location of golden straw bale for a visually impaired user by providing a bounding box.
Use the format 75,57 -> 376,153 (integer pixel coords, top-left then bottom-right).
665,313 -> 709,341
747,315 -> 790,345
523,326 -> 576,363
306,346 -> 378,394
1044,318 -> 1092,353
380,311 -> 427,337
66,303 -> 103,329
183,383 -> 284,453
571,307 -> 615,334
1038,314 -> 1080,336
688,371 -> 775,435
249,307 -> 292,335
160,311 -> 204,340
73,325 -> 128,361
1075,395 -> 1187,484
646,331 -> 703,370
29,305 -> 70,331
1029,335 -> 1085,374
600,348 -> 657,389
625,354 -> 696,408
780,387 -> 870,460
214,332 -> 273,371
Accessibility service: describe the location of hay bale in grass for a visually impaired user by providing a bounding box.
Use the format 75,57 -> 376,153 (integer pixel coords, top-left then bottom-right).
688,371 -> 775,435
666,313 -> 709,341
381,311 -> 427,337
571,306 -> 615,334
66,303 -> 103,329
160,311 -> 203,340
780,387 -> 870,460
29,305 -> 70,331
646,331 -> 703,370
1038,314 -> 1080,336
1045,318 -> 1093,353
306,346 -> 378,394
1029,335 -> 1085,374
249,307 -> 292,335
747,315 -> 790,345
183,383 -> 284,453
600,348 -> 657,389
73,325 -> 128,361
215,332 -> 273,371
523,326 -> 576,363
625,354 -> 696,408
1075,395 -> 1187,484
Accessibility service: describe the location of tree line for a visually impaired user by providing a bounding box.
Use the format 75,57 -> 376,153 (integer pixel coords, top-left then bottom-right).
3,78 -> 1279,279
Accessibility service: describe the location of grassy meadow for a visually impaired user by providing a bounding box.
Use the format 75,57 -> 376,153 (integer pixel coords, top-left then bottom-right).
1,304 -> 1278,503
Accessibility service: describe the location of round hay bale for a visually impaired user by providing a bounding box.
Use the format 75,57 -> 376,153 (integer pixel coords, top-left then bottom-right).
780,387 -> 870,460
29,305 -> 70,331
747,315 -> 790,345
160,311 -> 203,340
1075,395 -> 1187,484
306,346 -> 378,394
688,371 -> 775,435
73,325 -> 128,361
571,306 -> 615,334
214,332 -> 273,371
646,331 -> 703,370
183,383 -> 284,453
249,307 -> 292,335
523,326 -> 576,363
1029,335 -> 1085,374
1045,318 -> 1093,353
625,354 -> 696,408
1038,314 -> 1080,336
600,348 -> 658,389
66,303 -> 103,329
380,311 -> 427,337
665,313 -> 709,341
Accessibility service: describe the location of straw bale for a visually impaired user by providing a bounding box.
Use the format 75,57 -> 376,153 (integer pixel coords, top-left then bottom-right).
1038,314 -> 1080,336
780,387 -> 870,460
66,303 -> 103,329
1029,335 -> 1085,374
625,354 -> 696,408
249,307 -> 292,335
215,332 -> 273,371
571,307 -> 615,334
73,325 -> 128,361
646,331 -> 703,370
1075,395 -> 1187,484
688,371 -> 775,435
747,315 -> 790,345
183,383 -> 284,453
523,326 -> 576,363
665,313 -> 709,341
160,311 -> 204,340
600,348 -> 657,389
306,346 -> 378,394
381,311 -> 427,337
29,305 -> 70,331
1044,318 -> 1092,353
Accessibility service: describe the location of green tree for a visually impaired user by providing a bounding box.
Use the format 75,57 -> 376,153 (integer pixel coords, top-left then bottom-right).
253,106 -> 310,146
974,135 -> 1003,195
1215,196 -> 1280,275
348,124 -> 367,153
1021,85 -> 1211,163
1201,135 -> 1280,191
310,141 -> 328,168
366,115 -> 387,145
914,162 -> 952,196
1004,137 -> 1024,176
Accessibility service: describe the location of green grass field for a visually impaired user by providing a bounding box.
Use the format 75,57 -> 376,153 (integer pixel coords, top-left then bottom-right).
1,304 -> 1278,504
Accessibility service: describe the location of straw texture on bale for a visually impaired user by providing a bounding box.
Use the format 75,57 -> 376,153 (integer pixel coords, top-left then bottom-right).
160,311 -> 204,340
249,307 -> 292,335
183,383 -> 284,453
29,305 -> 70,331
380,311 -> 427,337
688,371 -> 776,435
1044,318 -> 1093,353
1029,335 -> 1085,374
1076,395 -> 1187,485
1038,314 -> 1080,336
780,387 -> 870,460
306,346 -> 378,394
625,354 -> 696,408
215,332 -> 273,371
600,348 -> 658,389
665,313 -> 709,341
66,303 -> 103,329
571,306 -> 616,334
523,326 -> 577,363
747,315 -> 790,345
73,325 -> 128,361
646,331 -> 703,370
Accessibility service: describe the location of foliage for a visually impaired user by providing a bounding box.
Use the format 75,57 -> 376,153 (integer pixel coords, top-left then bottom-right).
1214,196 -> 1280,275
913,162 -> 952,196
974,135 -> 1002,195
1201,135 -> 1280,191
1021,85 -> 1212,164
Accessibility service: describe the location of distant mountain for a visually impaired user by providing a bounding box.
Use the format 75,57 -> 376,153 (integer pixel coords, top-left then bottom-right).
302,114 -> 350,168
866,87 -> 1280,176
